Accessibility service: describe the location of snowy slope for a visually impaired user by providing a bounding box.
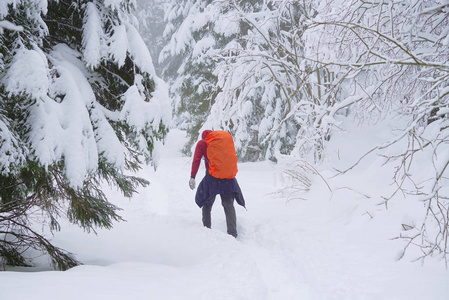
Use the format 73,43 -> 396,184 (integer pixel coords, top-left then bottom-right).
1,127 -> 448,300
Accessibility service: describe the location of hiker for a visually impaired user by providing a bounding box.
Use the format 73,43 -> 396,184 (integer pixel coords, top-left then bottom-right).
189,130 -> 245,238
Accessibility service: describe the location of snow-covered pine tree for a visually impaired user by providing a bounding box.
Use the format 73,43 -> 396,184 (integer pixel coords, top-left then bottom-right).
207,0 -> 322,161
159,0 -> 230,155
0,0 -> 170,270
161,0 -> 328,161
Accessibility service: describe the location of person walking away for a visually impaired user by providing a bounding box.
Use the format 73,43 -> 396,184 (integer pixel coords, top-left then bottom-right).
189,130 -> 245,238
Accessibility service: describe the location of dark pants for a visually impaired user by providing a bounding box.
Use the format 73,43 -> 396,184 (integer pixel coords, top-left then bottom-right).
202,194 -> 237,237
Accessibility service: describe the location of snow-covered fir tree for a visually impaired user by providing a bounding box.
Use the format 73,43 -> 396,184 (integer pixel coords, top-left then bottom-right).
0,0 -> 170,269
208,0 -> 320,161
160,0 -> 230,156
160,0 -> 328,161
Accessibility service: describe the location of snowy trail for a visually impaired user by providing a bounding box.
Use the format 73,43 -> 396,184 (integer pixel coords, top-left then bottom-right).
1,129 -> 448,300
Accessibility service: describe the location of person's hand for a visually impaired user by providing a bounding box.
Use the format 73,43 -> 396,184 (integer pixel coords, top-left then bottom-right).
189,178 -> 196,190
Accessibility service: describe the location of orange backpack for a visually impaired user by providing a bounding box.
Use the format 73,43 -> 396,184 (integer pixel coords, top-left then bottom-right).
206,131 -> 238,179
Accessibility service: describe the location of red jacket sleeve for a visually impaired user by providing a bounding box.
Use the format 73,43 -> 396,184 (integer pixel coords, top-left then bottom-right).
191,140 -> 207,178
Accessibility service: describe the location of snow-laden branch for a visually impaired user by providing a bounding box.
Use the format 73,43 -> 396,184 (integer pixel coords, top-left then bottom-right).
0,20 -> 23,34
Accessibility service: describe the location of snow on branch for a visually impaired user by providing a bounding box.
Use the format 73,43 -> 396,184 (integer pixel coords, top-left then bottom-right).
0,20 -> 23,34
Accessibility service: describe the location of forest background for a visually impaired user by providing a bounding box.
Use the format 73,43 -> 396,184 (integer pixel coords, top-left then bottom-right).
0,0 -> 449,276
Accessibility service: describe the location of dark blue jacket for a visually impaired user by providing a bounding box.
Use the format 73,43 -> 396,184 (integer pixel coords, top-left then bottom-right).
195,173 -> 245,208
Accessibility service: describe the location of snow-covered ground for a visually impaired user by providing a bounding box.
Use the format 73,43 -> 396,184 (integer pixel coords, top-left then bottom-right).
1,126 -> 448,300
